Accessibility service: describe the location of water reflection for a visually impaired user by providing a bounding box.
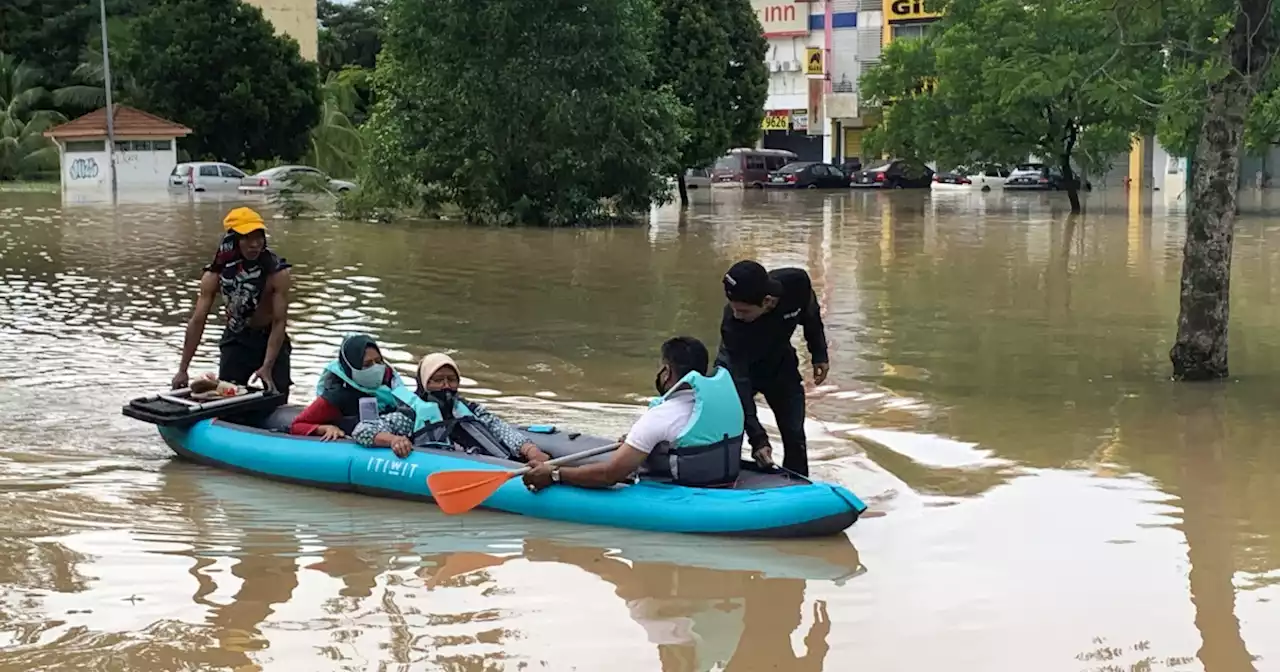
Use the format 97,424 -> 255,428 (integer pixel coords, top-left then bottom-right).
0,463 -> 859,670
524,539 -> 846,672
3,189 -> 1280,669
1174,392 -> 1257,672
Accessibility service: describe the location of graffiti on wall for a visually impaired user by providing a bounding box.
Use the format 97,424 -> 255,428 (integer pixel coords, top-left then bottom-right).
69,158 -> 100,180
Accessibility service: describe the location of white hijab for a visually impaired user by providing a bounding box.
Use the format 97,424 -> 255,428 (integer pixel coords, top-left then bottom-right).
417,353 -> 459,386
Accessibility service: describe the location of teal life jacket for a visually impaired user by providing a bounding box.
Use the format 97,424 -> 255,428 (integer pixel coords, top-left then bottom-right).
645,366 -> 745,487
318,359 -> 405,411
386,386 -> 516,459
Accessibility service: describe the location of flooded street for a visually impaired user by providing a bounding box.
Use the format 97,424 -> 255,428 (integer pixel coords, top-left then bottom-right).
1,187 -> 1279,671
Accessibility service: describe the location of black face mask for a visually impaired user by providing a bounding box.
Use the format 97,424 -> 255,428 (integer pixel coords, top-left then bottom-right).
654,368 -> 667,396
429,388 -> 458,412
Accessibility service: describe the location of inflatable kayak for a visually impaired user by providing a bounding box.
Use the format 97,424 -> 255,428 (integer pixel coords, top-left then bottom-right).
139,402 -> 866,538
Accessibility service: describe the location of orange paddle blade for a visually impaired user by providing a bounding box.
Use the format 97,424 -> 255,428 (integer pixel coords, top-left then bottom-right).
427,470 -> 517,515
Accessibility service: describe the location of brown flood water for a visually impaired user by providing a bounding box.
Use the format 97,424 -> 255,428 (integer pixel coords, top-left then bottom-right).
1,187 -> 1279,671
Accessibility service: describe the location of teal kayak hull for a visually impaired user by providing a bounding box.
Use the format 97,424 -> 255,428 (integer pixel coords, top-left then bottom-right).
157,417 -> 866,538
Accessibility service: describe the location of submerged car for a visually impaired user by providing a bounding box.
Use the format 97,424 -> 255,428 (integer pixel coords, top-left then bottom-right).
765,162 -> 852,189
169,162 -> 249,193
711,148 -> 798,188
1004,163 -> 1063,190
683,167 -> 712,189
931,164 -> 1010,192
239,165 -> 356,195
850,159 -> 934,189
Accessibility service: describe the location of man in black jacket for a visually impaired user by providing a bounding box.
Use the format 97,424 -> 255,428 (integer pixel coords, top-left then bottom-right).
716,260 -> 829,476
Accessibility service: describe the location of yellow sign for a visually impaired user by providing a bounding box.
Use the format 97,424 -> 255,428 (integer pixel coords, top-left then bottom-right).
883,77 -> 937,106
884,0 -> 940,22
761,113 -> 790,131
805,48 -> 824,76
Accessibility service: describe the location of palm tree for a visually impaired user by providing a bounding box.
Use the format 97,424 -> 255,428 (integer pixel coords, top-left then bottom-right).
0,52 -> 66,181
52,24 -> 146,113
305,67 -> 367,179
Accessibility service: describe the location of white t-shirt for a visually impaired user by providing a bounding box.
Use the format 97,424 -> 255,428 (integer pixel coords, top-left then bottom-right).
625,389 -> 696,454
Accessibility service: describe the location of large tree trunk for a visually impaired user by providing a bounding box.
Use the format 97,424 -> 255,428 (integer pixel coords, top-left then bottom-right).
1060,122 -> 1082,213
1060,153 -> 1082,213
676,172 -> 690,206
1170,2 -> 1277,380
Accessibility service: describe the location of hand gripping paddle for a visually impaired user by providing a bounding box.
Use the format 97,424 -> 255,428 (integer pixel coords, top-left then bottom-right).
426,442 -> 620,515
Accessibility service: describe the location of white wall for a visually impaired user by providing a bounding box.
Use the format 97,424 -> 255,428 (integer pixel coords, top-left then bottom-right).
1153,143 -> 1188,195
59,137 -> 179,194
60,141 -> 109,192
114,138 -> 178,188
822,118 -> 837,163
765,39 -> 826,110
763,3 -> 826,112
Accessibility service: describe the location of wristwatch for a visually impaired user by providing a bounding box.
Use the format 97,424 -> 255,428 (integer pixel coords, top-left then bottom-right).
550,467 -> 561,484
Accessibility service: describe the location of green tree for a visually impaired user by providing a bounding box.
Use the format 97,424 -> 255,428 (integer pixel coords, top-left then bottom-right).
0,0 -> 153,87
318,0 -> 385,76
306,67 -> 367,179
652,0 -> 767,205
0,53 -> 67,181
116,0 -> 320,167
1146,0 -> 1280,380
724,2 -> 769,149
50,18 -> 144,113
0,0 -> 100,86
860,0 -> 1161,213
362,0 -> 684,226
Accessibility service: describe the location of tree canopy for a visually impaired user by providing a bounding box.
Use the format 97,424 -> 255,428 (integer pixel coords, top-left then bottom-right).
1147,0 -> 1280,159
318,0 -> 385,76
116,0 -> 320,166
0,0 -> 150,86
361,0 -> 684,226
651,0 -> 767,203
723,0 -> 770,148
861,0 -> 1162,211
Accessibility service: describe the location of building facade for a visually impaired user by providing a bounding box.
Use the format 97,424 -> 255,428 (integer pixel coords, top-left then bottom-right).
43,105 -> 192,202
1128,134 -> 1280,196
245,0 -> 318,61
752,0 -> 914,166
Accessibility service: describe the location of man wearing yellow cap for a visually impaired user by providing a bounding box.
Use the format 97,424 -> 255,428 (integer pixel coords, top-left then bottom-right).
171,207 -> 294,398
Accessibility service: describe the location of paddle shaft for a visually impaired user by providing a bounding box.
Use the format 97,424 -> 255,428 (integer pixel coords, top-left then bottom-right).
511,442 -> 620,476
426,442 -> 623,516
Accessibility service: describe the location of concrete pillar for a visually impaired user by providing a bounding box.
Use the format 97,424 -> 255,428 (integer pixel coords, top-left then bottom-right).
1127,135 -> 1145,191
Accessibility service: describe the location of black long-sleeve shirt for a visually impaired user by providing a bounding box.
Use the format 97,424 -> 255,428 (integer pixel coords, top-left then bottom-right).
715,267 -> 828,446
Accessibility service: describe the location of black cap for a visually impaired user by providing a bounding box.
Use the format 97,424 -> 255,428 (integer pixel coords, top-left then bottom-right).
723,260 -> 782,304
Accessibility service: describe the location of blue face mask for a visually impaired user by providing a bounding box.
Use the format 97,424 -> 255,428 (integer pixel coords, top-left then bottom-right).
350,362 -> 387,389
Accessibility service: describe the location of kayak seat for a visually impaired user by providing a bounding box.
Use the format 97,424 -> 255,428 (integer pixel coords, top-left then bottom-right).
259,404 -> 305,433
517,427 -> 615,466
514,427 -> 804,489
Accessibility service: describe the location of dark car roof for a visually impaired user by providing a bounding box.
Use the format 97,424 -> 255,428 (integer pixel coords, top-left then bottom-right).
777,162 -> 816,172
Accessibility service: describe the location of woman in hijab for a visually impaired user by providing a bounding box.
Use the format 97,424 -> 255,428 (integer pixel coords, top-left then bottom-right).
290,334 -> 403,440
351,352 -> 550,463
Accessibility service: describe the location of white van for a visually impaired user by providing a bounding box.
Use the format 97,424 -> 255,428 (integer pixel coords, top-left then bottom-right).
169,162 -> 249,192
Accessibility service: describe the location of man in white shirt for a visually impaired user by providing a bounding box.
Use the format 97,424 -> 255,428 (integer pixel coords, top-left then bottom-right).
523,336 -> 743,491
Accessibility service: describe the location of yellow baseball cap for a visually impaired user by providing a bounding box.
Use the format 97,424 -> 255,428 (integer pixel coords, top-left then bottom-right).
223,207 -> 266,235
